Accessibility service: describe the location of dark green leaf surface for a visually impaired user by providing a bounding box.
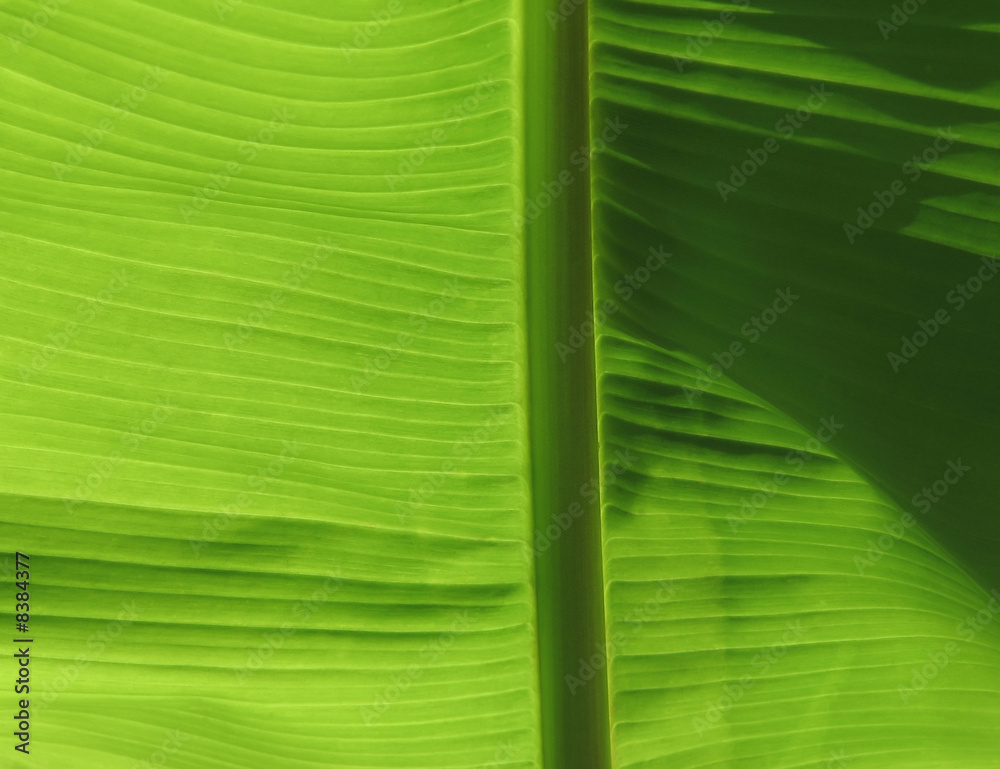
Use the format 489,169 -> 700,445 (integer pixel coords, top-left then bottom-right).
591,0 -> 1000,766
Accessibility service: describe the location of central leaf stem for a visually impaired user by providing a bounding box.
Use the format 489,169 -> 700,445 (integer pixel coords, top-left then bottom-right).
521,2 -> 611,767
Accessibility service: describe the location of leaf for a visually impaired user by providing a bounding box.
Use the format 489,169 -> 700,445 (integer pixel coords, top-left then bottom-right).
1,0 -> 998,768
590,0 -> 1000,765
1,1 -> 541,767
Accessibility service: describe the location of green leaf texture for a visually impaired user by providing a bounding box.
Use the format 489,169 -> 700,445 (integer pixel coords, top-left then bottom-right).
0,1 -> 541,767
1,0 -> 999,767
591,0 -> 1000,766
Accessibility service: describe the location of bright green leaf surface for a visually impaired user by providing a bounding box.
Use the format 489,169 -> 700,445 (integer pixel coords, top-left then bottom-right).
0,1 -> 541,767
1,0 -> 999,767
